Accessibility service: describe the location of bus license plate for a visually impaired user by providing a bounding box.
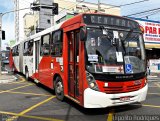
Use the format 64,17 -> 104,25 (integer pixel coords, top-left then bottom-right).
120,96 -> 130,101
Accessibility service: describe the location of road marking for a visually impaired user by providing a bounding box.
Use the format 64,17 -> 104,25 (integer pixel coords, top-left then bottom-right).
148,92 -> 160,95
0,111 -> 63,121
131,103 -> 160,108
6,96 -> 56,121
107,109 -> 114,121
0,84 -> 33,94
143,104 -> 160,108
0,80 -> 26,85
6,91 -> 52,97
148,86 -> 159,87
19,96 -> 55,114
154,82 -> 160,87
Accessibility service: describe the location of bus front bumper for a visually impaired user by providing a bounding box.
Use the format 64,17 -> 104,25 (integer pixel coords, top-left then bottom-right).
84,84 -> 148,108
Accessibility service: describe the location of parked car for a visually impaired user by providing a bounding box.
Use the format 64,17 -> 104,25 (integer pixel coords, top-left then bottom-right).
1,50 -> 9,64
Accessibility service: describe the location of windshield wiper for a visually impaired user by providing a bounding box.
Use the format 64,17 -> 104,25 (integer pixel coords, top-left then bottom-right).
119,39 -> 126,54
99,25 -> 113,40
123,29 -> 133,41
120,29 -> 133,55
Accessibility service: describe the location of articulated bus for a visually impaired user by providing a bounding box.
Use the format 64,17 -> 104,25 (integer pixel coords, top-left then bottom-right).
10,13 -> 148,108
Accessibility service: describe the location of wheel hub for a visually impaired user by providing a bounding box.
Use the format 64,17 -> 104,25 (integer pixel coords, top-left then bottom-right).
56,81 -> 63,94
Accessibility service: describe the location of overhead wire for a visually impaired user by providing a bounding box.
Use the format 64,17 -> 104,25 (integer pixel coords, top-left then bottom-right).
125,7 -> 160,17
139,10 -> 160,18
102,0 -> 149,9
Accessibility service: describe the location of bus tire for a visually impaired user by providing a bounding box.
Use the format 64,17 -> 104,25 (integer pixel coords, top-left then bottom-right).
54,76 -> 64,101
25,68 -> 29,81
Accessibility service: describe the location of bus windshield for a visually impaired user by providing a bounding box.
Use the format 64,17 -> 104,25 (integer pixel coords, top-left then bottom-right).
85,27 -> 146,74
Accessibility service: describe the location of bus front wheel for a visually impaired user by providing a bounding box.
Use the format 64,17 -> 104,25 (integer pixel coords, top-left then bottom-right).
54,76 -> 64,101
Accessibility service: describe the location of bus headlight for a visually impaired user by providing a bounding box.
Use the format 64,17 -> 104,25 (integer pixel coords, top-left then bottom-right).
86,71 -> 99,91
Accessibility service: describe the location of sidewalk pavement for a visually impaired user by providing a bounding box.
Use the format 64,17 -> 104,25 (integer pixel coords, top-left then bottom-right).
0,73 -> 18,83
147,75 -> 160,81
0,64 -> 18,83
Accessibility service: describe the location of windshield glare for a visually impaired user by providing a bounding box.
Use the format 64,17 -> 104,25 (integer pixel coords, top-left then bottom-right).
85,27 -> 146,74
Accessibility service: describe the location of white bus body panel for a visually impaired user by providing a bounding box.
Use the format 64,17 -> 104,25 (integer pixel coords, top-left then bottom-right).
84,84 -> 148,108
23,56 -> 34,76
13,56 -> 19,71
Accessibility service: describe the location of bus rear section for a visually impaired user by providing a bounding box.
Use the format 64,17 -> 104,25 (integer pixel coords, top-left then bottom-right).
10,44 -> 20,72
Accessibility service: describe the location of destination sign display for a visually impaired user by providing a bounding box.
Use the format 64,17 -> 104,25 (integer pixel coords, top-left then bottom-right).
83,14 -> 140,30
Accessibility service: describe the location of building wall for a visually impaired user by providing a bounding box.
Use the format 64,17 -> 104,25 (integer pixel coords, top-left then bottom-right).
23,13 -> 35,38
53,0 -> 120,15
23,0 -> 120,37
38,0 -> 52,29
54,0 -> 120,25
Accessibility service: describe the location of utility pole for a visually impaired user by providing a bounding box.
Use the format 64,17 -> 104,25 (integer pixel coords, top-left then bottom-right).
98,0 -> 100,12
14,0 -> 19,42
0,13 -> 5,75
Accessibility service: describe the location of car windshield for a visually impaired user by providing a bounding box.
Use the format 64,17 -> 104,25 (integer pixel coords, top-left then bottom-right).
85,27 -> 146,74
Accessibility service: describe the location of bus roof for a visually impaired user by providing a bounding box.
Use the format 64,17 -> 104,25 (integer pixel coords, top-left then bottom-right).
61,13 -> 138,28
11,13 -> 139,48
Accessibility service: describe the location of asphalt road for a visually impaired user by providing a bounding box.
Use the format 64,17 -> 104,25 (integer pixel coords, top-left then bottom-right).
0,75 -> 160,121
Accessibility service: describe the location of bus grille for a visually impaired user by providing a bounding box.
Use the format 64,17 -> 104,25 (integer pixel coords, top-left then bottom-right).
104,84 -> 142,94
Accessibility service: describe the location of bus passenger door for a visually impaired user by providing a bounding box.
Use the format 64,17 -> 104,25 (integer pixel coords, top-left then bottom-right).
68,31 -> 80,100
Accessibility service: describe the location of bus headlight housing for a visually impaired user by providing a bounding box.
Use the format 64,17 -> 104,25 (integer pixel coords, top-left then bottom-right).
144,78 -> 148,86
86,71 -> 99,91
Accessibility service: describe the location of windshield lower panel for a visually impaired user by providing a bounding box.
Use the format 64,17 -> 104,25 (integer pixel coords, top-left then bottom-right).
85,27 -> 146,76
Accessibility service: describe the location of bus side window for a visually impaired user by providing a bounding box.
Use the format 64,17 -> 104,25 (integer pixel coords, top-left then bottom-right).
28,40 -> 33,56
40,34 -> 50,56
17,45 -> 19,56
24,42 -> 28,56
51,30 -> 62,56
12,47 -> 14,56
15,45 -> 19,56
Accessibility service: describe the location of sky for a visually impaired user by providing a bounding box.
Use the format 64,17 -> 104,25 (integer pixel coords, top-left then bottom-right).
0,0 -> 32,50
0,0 -> 14,50
1,0 -> 160,50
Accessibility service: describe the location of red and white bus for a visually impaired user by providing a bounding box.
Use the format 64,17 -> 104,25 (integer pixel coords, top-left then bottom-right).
10,13 -> 148,108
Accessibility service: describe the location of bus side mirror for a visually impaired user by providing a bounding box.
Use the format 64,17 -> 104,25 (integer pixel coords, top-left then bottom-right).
80,27 -> 87,41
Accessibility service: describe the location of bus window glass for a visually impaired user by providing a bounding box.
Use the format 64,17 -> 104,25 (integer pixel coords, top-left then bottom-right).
41,34 -> 50,56
24,42 -> 28,56
18,45 -> 19,56
14,45 -> 19,56
85,28 -> 146,74
12,47 -> 14,56
28,40 -> 33,56
51,30 -> 62,56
